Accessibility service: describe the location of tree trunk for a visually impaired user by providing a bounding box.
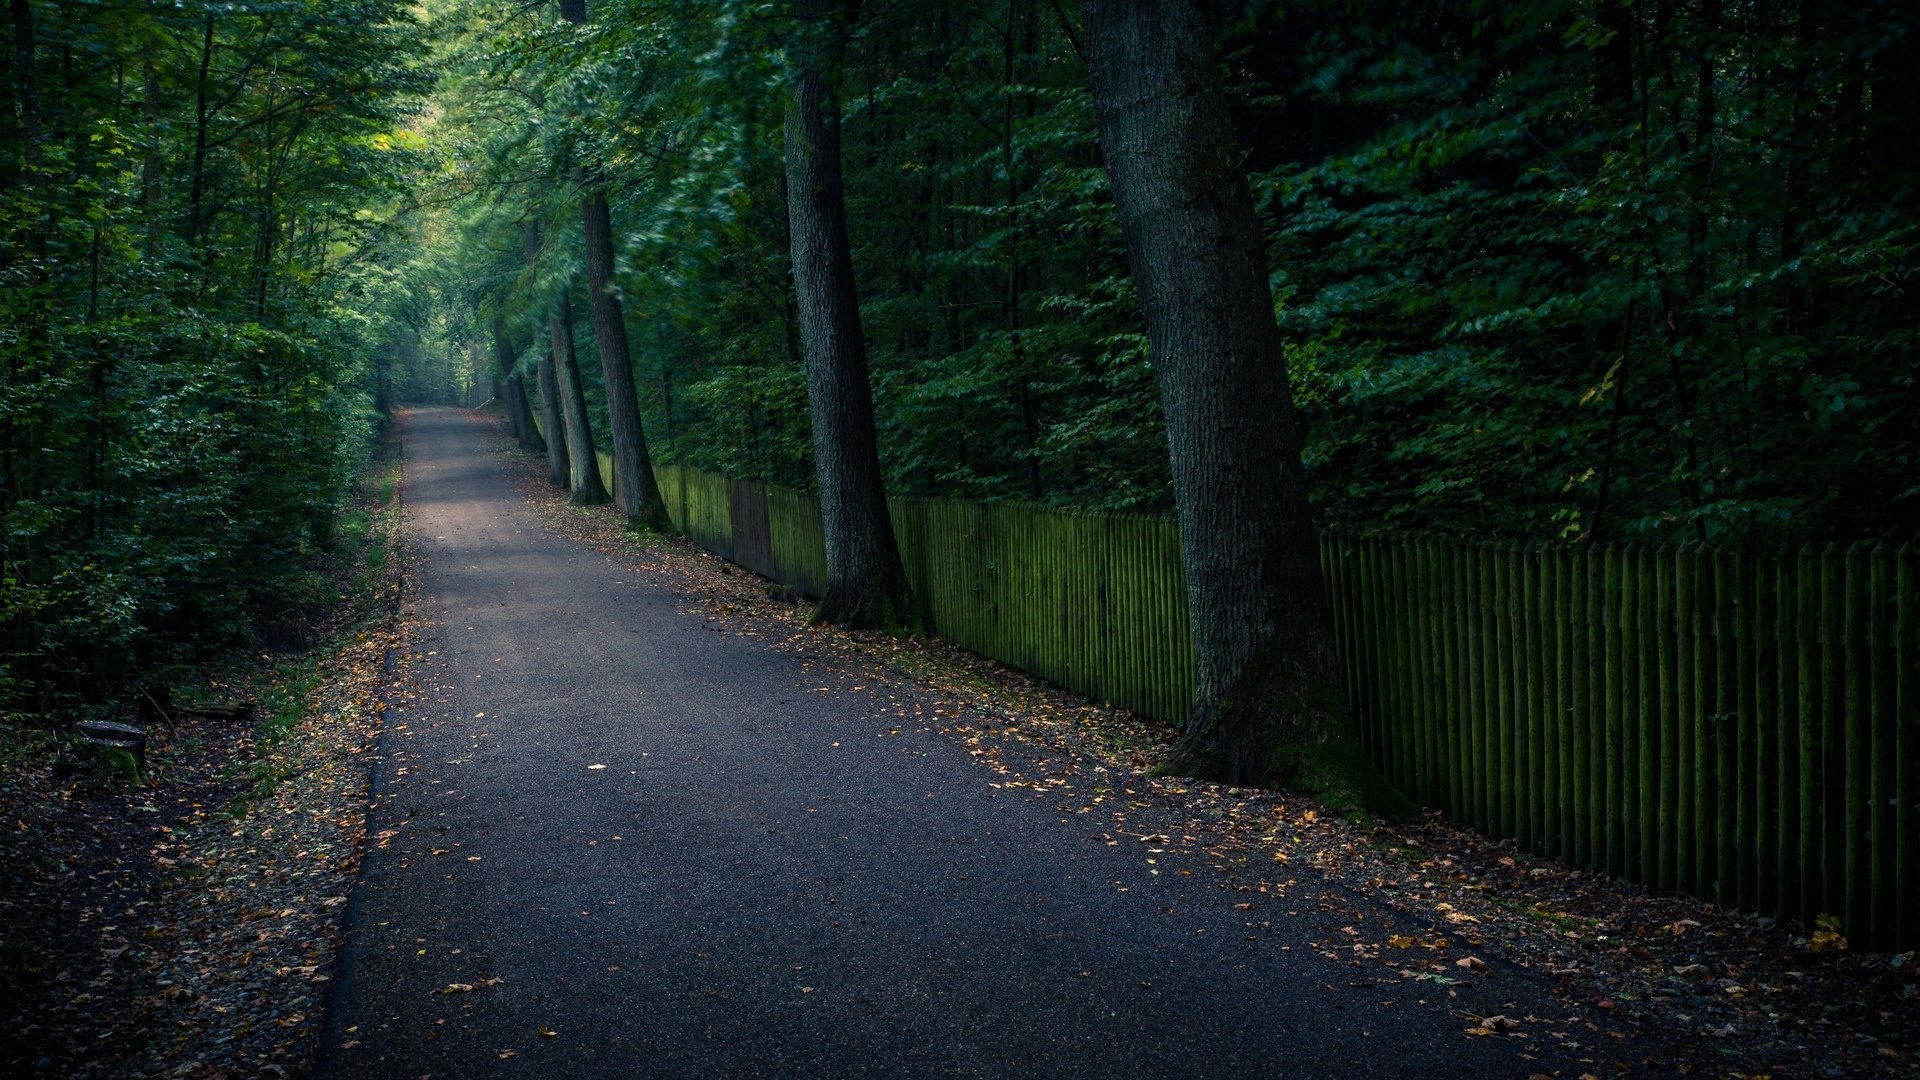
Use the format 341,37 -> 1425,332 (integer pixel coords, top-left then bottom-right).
10,0 -> 41,173
555,0 -> 664,523
1082,0 -> 1395,813
536,345 -> 570,487
141,52 -> 164,259
580,188 -> 670,530
490,315 -> 542,453
784,0 -> 911,630
185,16 -> 213,249
547,291 -> 610,504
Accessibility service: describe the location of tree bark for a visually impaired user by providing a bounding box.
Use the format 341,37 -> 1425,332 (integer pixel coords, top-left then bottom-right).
580,188 -> 671,530
185,16 -> 213,249
1082,0 -> 1394,812
10,0 -> 41,173
784,0 -> 911,630
490,313 -> 542,453
141,51 -> 165,259
546,291 -> 610,504
536,343 -> 570,487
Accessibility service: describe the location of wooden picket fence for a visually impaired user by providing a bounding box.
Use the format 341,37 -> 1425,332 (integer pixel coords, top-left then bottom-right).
654,464 -> 1197,725
1325,538 -> 1916,952
537,432 -> 1916,948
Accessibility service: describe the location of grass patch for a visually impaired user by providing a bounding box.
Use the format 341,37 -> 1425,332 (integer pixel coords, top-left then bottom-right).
335,508 -> 373,550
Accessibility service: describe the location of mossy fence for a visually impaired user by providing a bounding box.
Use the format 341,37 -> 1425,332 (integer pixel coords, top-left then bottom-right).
541,433 -> 1916,948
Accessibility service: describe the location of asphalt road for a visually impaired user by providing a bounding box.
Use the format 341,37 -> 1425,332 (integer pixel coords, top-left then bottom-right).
320,407 -> 1583,1078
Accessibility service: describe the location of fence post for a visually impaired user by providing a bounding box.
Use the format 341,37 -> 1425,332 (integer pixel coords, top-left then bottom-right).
1896,544 -> 1915,948
1844,542 -> 1870,939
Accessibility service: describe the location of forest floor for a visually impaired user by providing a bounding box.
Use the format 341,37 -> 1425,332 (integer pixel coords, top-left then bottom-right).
0,434 -> 410,1079
488,416 -> 1917,1079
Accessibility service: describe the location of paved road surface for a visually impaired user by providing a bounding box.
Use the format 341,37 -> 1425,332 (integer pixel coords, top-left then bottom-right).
320,408 -> 1583,1078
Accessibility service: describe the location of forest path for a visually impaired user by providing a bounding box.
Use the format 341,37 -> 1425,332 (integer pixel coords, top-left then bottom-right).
321,407 -> 1580,1079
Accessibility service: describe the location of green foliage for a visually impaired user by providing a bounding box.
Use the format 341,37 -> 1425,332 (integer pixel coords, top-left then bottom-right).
1,1 -> 431,719
1248,0 -> 1919,544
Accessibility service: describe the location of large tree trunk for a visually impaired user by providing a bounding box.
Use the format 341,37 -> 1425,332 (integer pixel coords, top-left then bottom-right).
580,189 -> 671,530
1083,0 -> 1394,812
490,314 -> 543,454
520,206 -> 571,488
784,0 -> 910,630
556,0 -> 667,527
547,291 -> 610,504
536,344 -> 570,487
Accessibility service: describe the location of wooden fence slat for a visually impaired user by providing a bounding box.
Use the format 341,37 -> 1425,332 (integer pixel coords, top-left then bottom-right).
1619,545 -> 1639,878
1512,545 -> 1528,841
1360,535 -> 1378,763
1442,540 -> 1464,822
1357,538 -> 1378,762
1463,540 -> 1478,828
1541,547 -> 1559,855
1771,554 -> 1795,919
1654,547 -> 1675,892
1443,540 -> 1466,822
1821,543 -> 1844,920
1896,545 -> 1915,948
1553,546 -> 1572,859
1540,547 -> 1557,856
1845,542 -> 1869,939
1475,544 -> 1495,832
1758,549 -> 1781,910
1869,544 -> 1891,949
1333,536 -> 1363,761
1570,545 -> 1592,868
1720,545 -> 1751,899
1387,536 -> 1402,774
1674,548 -> 1696,893
1377,538 -> 1397,768
1506,547 -> 1524,843
1403,537 -> 1421,792
1413,538 -> 1428,799
1633,546 -> 1654,888
1528,545 -> 1543,849
1534,545 -> 1552,852
1428,539 -> 1448,811
1796,545 -> 1820,923
1689,546 -> 1710,895
1733,548 -> 1755,909
1598,545 -> 1618,874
